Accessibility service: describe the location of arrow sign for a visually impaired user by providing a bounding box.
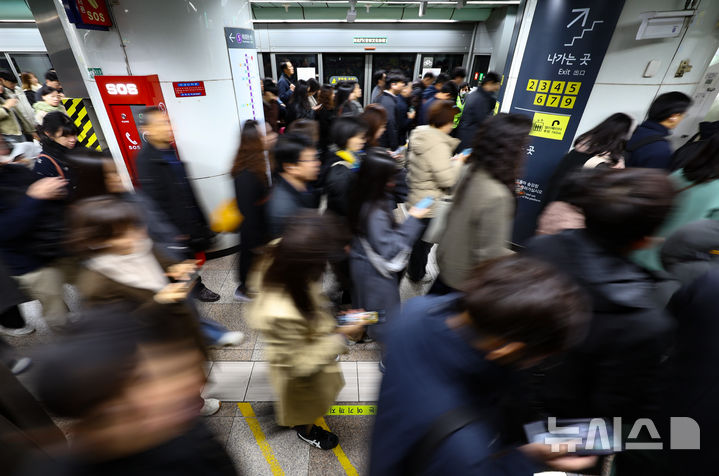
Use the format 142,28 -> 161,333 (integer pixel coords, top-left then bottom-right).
228,32 -> 235,42
567,8 -> 589,28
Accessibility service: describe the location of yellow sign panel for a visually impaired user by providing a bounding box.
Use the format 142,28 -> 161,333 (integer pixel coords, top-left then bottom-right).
327,405 -> 377,416
526,79 -> 538,91
547,95 -> 561,107
560,95 -> 577,109
533,93 -> 547,106
551,81 -> 566,94
537,80 -> 551,93
530,112 -> 571,141
565,82 -> 581,95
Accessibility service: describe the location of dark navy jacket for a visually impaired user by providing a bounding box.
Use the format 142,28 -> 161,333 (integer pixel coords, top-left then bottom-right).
625,120 -> 672,169
369,294 -> 538,476
277,74 -> 294,105
377,92 -> 400,151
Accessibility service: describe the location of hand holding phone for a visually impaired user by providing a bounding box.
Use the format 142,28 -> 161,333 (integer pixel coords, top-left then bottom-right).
415,197 -> 434,209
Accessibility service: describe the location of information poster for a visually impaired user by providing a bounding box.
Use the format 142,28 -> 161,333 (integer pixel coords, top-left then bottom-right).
225,28 -> 265,127
509,1 -> 625,245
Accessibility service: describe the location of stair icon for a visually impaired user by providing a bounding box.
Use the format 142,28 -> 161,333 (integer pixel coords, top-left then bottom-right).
564,20 -> 604,47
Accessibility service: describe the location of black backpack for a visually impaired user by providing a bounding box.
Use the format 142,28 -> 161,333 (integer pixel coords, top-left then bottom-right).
624,135 -> 666,164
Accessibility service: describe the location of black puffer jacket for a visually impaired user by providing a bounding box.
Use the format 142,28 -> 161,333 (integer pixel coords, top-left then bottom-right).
524,229 -> 674,420
134,143 -> 214,253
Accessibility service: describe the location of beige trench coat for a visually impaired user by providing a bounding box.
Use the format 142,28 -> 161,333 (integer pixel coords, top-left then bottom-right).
247,279 -> 346,427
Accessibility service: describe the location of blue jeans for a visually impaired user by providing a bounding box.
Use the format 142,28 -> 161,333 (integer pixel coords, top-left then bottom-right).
199,318 -> 229,344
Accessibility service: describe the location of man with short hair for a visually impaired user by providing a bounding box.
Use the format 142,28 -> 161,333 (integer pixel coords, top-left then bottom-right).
418,81 -> 459,127
450,66 -> 467,85
422,72 -> 449,102
35,69 -> 62,102
0,70 -> 35,133
377,75 -> 408,151
625,91 -> 692,169
410,72 -> 436,125
454,71 -> 501,151
370,255 -> 593,475
370,70 -> 386,104
266,132 -> 320,238
134,107 -> 220,302
277,61 -> 296,105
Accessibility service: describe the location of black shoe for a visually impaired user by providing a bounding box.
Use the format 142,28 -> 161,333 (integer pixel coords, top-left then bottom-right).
296,425 -> 339,450
195,283 -> 220,302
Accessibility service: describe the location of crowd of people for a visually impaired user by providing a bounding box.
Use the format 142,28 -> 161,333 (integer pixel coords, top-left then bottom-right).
2,57 -> 719,476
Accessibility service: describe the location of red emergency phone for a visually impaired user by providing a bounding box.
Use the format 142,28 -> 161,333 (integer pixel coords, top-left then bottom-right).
95,75 -> 167,182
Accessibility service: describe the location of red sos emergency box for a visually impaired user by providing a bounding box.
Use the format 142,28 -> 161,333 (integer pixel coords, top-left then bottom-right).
95,75 -> 167,181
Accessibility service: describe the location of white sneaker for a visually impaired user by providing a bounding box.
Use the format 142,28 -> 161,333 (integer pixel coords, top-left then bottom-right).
9,357 -> 32,375
233,286 -> 253,302
0,325 -> 35,337
201,398 -> 221,416
209,331 -> 245,348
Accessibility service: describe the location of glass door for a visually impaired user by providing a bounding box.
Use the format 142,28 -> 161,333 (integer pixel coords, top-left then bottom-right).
370,53 -> 417,84
322,53 -> 365,89
420,54 -> 464,76
274,54 -> 318,82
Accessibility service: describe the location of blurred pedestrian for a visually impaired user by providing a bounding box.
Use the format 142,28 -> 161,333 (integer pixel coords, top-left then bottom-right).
454,72 -> 501,151
406,100 -> 465,283
32,86 -> 67,126
324,116 -> 368,217
377,74 -> 407,151
277,61 -> 296,105
348,149 -> 428,327
0,70 -> 36,136
370,70 -> 386,103
315,84 -> 336,154
266,133 -> 320,238
34,69 -> 61,102
231,120 -> 276,302
134,107 -> 220,302
336,81 -> 363,117
370,256 -> 592,476
20,72 -> 40,106
286,81 -> 314,126
248,213 -> 362,450
434,114 -> 532,294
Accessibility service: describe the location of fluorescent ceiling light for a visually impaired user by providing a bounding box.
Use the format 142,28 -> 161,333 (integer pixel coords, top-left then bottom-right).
250,0 -> 519,4
252,18 -> 465,22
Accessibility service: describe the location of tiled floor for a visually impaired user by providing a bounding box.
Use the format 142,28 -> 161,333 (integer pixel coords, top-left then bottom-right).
7,250 -> 438,476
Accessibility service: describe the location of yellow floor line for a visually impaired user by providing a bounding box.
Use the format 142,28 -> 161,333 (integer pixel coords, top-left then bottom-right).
317,417 -> 359,476
237,403 -> 285,475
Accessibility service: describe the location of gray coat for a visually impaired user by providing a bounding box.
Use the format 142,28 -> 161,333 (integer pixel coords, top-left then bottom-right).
349,201 -> 423,316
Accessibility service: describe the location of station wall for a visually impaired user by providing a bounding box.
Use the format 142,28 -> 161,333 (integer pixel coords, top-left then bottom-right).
574,0 -> 719,147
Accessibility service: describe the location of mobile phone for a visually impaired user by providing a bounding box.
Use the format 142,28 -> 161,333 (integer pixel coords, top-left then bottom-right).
461,148 -> 472,156
523,419 -> 616,456
409,107 -> 416,113
415,197 -> 434,209
337,311 -> 379,326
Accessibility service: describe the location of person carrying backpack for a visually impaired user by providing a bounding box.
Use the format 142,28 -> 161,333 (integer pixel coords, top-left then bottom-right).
625,92 -> 691,169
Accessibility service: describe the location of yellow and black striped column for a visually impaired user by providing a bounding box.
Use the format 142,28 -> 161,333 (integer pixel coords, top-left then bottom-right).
62,98 -> 102,151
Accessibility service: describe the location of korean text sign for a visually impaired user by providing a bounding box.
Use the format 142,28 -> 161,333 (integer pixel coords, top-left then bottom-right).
509,1 -> 625,245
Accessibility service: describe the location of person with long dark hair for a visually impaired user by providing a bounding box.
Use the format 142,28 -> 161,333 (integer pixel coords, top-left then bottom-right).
633,131 -> 719,271
361,104 -> 387,148
348,149 -> 428,323
285,80 -> 314,126
248,213 -> 363,451
231,120 -> 277,301
541,113 -> 633,209
335,81 -> 363,117
34,111 -> 78,189
433,113 -> 532,294
315,84 -> 336,154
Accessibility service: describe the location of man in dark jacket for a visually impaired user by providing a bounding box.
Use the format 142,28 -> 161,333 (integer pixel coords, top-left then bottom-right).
134,107 -> 219,302
660,220 -> 719,476
266,132 -> 320,238
454,71 -> 501,151
417,81 -> 458,127
370,256 -> 594,476
0,148 -> 68,331
524,169 -> 676,465
277,61 -> 296,105
625,91 -> 692,169
377,74 -> 407,151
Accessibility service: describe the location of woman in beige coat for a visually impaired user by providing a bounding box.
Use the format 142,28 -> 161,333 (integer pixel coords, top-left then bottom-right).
247,214 -> 364,450
406,100 -> 467,282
